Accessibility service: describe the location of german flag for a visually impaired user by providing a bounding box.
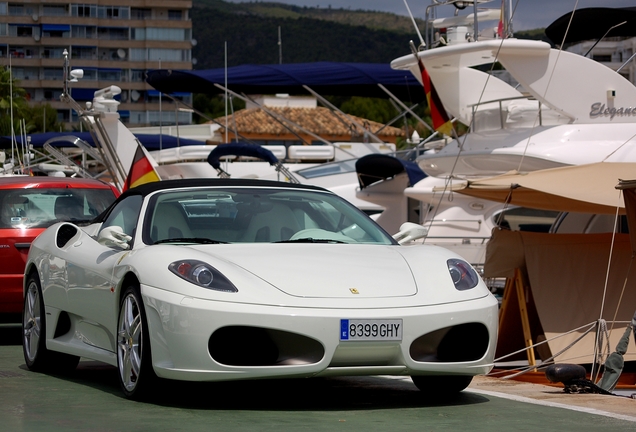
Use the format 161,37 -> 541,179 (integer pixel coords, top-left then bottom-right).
123,143 -> 160,191
417,57 -> 453,136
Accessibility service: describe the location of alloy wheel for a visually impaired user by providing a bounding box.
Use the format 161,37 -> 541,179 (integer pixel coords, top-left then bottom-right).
23,281 -> 41,363
117,293 -> 143,392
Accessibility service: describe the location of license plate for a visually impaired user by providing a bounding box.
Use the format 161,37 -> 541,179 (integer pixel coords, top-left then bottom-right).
340,319 -> 403,341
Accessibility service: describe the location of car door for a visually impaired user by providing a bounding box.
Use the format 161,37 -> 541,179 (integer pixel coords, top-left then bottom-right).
64,195 -> 143,353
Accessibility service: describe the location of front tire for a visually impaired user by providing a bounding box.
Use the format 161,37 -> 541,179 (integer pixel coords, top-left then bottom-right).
23,272 -> 79,372
411,375 -> 473,397
117,284 -> 156,399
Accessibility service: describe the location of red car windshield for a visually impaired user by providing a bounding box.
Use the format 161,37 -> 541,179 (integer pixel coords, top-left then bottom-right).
0,188 -> 116,229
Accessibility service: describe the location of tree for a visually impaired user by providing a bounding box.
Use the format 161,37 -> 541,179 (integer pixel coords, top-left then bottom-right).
339,97 -> 398,124
0,67 -> 64,136
0,66 -> 29,136
193,93 -> 245,123
24,104 -> 64,133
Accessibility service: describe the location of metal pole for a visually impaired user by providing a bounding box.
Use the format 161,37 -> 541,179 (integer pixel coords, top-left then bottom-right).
403,0 -> 425,49
278,26 -> 282,64
377,83 -> 435,133
9,52 -> 16,165
224,41 -> 228,143
302,85 -> 385,143
159,58 -> 162,157
473,0 -> 479,42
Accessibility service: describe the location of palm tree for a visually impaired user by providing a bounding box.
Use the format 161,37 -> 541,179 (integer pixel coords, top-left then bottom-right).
0,66 -> 30,136
0,66 -> 63,135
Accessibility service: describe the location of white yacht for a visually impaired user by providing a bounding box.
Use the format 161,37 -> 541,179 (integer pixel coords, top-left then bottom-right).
353,0 -> 636,264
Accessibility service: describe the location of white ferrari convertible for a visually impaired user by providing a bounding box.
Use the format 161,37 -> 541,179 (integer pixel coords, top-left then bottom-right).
23,179 -> 498,399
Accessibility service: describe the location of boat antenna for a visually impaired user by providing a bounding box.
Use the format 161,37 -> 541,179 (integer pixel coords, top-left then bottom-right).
403,0 -> 425,50
159,58 -> 162,158
278,26 -> 283,64
583,20 -> 626,58
9,52 -> 16,169
224,40 -> 228,144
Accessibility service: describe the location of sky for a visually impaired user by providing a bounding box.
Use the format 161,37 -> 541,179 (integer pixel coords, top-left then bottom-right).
225,0 -> 636,30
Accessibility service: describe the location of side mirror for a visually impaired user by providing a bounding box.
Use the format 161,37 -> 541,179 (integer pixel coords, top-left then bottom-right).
98,226 -> 132,250
392,222 -> 428,245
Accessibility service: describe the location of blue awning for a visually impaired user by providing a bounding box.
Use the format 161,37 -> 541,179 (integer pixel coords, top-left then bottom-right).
42,24 -> 70,32
1,132 -> 205,150
147,90 -> 191,97
146,62 -> 425,101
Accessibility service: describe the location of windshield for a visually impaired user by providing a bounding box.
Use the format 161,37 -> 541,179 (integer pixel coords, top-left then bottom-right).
143,187 -> 395,245
295,159 -> 358,180
0,188 -> 116,229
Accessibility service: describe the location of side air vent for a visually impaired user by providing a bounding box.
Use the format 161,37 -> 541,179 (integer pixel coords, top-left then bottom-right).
56,224 -> 78,248
53,311 -> 72,338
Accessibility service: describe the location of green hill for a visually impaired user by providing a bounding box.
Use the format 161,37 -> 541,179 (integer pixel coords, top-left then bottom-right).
191,1 -> 549,68
194,0 -> 425,33
192,1 -> 426,69
188,1 -> 545,138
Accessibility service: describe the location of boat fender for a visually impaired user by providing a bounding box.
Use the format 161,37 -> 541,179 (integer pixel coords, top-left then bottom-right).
545,363 -> 586,383
545,364 -> 613,395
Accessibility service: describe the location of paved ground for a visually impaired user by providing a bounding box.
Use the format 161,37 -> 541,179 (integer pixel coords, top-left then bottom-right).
1,326 -> 635,431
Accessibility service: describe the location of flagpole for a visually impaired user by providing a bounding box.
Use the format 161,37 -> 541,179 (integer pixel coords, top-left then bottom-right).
9,52 -> 16,169
403,0 -> 425,48
409,40 -> 454,138
473,1 -> 479,42
224,41 -> 228,144
158,58 -> 162,161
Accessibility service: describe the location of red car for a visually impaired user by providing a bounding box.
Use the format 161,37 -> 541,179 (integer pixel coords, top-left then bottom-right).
0,176 -> 118,318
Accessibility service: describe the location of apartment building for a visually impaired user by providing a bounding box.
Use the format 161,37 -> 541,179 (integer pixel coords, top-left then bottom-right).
0,1 -> 193,126
566,37 -> 636,85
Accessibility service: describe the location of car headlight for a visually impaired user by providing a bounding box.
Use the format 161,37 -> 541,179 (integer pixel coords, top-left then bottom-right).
447,258 -> 480,291
169,260 -> 238,292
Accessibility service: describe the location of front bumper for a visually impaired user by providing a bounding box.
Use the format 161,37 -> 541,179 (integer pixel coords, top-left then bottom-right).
141,285 -> 499,382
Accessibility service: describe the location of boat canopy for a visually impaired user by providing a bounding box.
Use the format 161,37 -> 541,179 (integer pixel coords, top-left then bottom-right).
207,143 -> 279,169
545,7 -> 636,45
355,154 -> 427,189
146,62 -> 425,102
448,162 -> 632,215
0,132 -> 205,150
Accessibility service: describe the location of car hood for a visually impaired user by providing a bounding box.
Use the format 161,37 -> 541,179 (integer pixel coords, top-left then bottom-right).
191,244 -> 417,299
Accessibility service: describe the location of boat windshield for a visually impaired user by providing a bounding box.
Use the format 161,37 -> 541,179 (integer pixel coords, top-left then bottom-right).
295,159 -> 358,180
143,187 -> 396,245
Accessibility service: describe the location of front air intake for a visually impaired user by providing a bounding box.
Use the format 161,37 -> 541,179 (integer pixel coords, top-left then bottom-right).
409,323 -> 490,363
209,326 -> 324,366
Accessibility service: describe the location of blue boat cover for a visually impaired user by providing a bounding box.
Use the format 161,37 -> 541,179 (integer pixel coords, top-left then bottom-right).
545,7 -> 636,44
146,62 -> 425,102
207,143 -> 278,169
0,132 -> 205,150
355,153 -> 427,189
